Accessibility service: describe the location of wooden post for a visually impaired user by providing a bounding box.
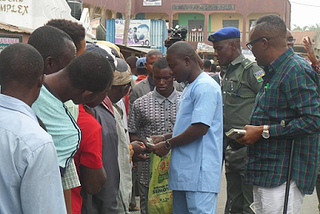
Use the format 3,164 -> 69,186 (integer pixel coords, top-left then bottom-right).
123,0 -> 131,46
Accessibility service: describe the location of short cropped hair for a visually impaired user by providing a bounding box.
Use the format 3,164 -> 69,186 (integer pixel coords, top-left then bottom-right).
252,14 -> 287,39
167,41 -> 197,63
66,52 -> 114,93
211,64 -> 217,72
203,60 -> 212,69
147,49 -> 162,59
126,56 -> 138,68
46,19 -> 85,51
28,25 -> 75,63
153,57 -> 169,70
0,43 -> 43,88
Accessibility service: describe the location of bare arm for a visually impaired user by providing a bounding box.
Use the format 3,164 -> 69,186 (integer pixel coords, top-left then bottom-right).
150,123 -> 209,157
80,165 -> 107,195
303,36 -> 318,65
129,133 -> 143,142
235,125 -> 263,145
129,133 -> 149,161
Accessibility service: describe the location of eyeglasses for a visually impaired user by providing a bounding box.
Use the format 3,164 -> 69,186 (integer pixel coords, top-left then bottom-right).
287,38 -> 296,43
246,37 -> 270,51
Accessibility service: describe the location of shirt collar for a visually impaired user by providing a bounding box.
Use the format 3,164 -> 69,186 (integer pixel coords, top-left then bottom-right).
224,54 -> 245,72
113,103 -> 123,119
102,96 -> 114,114
0,94 -> 38,122
43,82 -> 62,101
269,48 -> 294,73
153,88 -> 178,104
148,75 -> 155,90
230,54 -> 246,66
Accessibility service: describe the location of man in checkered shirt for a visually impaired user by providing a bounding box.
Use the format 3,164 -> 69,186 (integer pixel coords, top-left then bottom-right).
128,57 -> 181,214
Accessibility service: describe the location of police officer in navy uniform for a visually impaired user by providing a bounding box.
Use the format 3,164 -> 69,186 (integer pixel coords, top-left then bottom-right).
208,27 -> 264,214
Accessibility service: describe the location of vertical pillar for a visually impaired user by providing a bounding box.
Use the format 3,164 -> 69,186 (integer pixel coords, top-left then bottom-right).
111,11 -> 116,19
169,13 -> 173,29
242,15 -> 247,49
101,9 -> 106,28
89,5 -> 95,20
204,13 -> 209,44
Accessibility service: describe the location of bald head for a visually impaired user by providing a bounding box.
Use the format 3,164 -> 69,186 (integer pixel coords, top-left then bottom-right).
0,43 -> 43,90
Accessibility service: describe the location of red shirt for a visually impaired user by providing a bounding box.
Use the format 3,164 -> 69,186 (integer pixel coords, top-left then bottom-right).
135,74 -> 147,83
71,105 -> 103,214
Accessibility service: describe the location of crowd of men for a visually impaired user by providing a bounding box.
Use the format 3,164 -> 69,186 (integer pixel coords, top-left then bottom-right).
0,14 -> 320,214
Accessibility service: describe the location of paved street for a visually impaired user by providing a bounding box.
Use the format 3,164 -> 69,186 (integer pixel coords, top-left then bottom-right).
131,165 -> 319,214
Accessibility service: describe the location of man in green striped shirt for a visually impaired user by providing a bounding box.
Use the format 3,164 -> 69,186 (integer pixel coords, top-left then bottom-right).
237,14 -> 320,213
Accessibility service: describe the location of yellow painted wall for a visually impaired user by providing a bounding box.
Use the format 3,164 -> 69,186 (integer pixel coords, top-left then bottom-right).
209,13 -> 243,33
173,13 -> 179,20
105,10 -> 113,19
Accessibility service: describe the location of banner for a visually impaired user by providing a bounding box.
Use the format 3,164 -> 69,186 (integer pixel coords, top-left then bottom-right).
143,0 -> 161,6
0,34 -> 22,52
115,19 -> 151,47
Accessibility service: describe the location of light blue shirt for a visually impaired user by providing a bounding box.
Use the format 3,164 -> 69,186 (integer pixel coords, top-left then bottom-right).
169,72 -> 223,193
32,85 -> 81,171
0,94 -> 66,214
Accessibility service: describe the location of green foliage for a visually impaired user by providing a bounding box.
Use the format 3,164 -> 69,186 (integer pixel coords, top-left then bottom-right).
292,24 -> 320,31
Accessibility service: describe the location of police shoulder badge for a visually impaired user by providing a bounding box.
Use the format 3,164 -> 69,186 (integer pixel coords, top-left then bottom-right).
253,70 -> 265,83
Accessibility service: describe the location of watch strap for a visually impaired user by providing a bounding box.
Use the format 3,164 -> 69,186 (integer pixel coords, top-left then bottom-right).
165,140 -> 171,150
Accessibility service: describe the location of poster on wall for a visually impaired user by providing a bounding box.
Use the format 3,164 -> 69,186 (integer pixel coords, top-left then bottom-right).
143,0 -> 161,6
0,34 -> 22,52
115,19 -> 151,47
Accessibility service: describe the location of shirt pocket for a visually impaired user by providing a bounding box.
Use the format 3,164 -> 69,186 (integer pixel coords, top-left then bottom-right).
264,87 -> 288,111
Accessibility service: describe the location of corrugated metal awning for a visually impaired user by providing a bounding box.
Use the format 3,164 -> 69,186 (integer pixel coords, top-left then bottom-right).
0,22 -> 32,34
116,44 -> 153,54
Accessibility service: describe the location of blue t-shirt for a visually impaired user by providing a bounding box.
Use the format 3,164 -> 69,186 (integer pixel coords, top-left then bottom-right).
32,85 -> 81,172
169,72 -> 223,193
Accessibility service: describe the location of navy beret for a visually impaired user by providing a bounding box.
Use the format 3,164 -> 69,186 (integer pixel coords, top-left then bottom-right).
208,27 -> 240,42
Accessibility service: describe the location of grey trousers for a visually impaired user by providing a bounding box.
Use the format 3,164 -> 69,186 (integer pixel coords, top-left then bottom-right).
139,184 -> 148,214
225,146 -> 254,214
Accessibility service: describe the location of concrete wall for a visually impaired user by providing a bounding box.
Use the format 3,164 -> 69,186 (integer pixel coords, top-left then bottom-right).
82,0 -> 291,48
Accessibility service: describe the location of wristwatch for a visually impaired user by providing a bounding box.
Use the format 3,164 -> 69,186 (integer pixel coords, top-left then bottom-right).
164,140 -> 171,150
262,125 -> 270,139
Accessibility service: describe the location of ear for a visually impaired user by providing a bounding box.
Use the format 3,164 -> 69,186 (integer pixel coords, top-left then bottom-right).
80,90 -> 95,100
230,42 -> 237,51
37,74 -> 45,88
261,38 -> 270,50
44,56 -> 54,74
185,56 -> 191,66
